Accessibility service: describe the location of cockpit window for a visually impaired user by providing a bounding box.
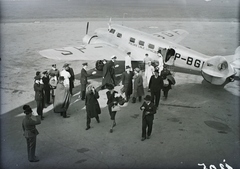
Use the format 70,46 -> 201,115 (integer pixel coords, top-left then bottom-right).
117,33 -> 122,38
110,29 -> 115,34
130,37 -> 135,43
148,43 -> 155,49
139,40 -> 145,46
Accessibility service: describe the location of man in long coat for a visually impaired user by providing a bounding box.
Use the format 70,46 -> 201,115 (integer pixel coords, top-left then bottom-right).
132,68 -> 144,103
102,55 -> 117,87
85,85 -> 101,130
149,69 -> 163,108
22,105 -> 41,162
66,64 -> 75,95
121,65 -> 134,102
42,71 -> 51,106
34,72 -> 44,120
53,76 -> 71,118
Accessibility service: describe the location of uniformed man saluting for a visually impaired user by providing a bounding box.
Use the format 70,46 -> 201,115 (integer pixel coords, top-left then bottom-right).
22,105 -> 41,162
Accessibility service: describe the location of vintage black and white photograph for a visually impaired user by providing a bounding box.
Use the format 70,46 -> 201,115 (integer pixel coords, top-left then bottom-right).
1,0 -> 239,169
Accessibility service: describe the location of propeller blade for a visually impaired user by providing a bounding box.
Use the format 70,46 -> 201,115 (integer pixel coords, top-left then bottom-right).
86,22 -> 89,34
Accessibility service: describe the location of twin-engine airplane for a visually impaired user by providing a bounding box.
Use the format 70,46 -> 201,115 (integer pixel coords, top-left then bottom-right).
39,21 -> 240,85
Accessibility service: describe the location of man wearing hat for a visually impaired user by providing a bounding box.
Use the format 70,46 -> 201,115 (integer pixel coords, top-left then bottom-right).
42,71 -> 51,106
80,62 -> 96,100
34,72 -> 44,120
149,69 -> 164,108
22,105 -> 41,162
132,68 -> 144,103
49,64 -> 60,100
160,65 -> 173,99
121,65 -> 134,102
102,55 -> 117,87
140,95 -> 157,141
125,52 -> 132,71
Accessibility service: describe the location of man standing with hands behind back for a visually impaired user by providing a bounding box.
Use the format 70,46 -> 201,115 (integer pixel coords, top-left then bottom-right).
140,95 -> 157,141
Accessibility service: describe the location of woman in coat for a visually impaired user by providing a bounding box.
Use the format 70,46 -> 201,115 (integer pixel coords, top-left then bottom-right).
53,76 -> 71,118
106,83 -> 119,133
121,65 -> 134,102
85,85 -> 101,130
132,68 -> 145,103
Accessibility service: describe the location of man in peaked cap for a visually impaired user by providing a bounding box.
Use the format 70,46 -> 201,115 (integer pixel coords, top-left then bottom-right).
65,63 -> 75,95
140,95 -> 157,141
80,62 -> 96,100
22,105 -> 41,162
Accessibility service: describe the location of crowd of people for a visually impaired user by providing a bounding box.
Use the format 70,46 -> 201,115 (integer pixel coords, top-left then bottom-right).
22,51 -> 175,162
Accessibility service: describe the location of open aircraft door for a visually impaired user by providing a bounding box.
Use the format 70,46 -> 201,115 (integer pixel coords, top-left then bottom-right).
161,48 -> 176,66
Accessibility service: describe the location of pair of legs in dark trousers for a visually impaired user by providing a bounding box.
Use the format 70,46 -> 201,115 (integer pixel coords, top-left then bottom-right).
60,111 -> 69,118
86,115 -> 100,128
162,88 -> 170,98
36,100 -> 44,119
44,89 -> 51,105
142,118 -> 153,139
150,90 -> 161,107
26,136 -> 37,161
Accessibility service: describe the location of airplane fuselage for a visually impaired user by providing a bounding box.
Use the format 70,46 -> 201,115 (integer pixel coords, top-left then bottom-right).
93,24 -> 208,73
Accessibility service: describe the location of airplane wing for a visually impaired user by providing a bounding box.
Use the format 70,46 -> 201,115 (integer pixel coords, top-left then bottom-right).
39,44 -> 127,61
153,29 -> 189,43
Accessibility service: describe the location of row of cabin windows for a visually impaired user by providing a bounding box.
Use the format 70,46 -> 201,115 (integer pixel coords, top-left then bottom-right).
109,28 -> 155,50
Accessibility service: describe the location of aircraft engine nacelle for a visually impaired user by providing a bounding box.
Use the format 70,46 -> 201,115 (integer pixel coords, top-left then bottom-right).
201,56 -> 236,85
82,34 -> 98,44
95,60 -> 104,71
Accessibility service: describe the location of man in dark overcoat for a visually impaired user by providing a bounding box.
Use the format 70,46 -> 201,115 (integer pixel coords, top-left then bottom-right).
121,65 -> 134,102
140,95 -> 157,141
42,71 -> 51,106
80,62 -> 95,100
66,64 -> 75,95
102,55 -> 117,86
22,105 -> 41,162
132,68 -> 144,103
149,69 -> 164,108
34,72 -> 44,120
85,85 -> 101,130
160,65 -> 173,99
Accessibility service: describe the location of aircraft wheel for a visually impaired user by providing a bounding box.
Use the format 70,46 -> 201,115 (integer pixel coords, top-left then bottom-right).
95,60 -> 104,71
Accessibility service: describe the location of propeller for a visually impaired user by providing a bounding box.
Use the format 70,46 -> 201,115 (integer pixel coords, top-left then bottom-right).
108,18 -> 112,30
86,22 -> 89,34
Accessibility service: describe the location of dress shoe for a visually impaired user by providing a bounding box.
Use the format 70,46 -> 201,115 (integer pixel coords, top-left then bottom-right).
86,126 -> 90,130
110,129 -> 113,133
141,137 -> 146,141
63,115 -> 70,118
29,159 -> 39,162
147,135 -> 150,139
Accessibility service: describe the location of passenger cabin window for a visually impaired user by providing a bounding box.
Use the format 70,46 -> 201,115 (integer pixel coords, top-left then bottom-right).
110,29 -> 115,34
130,37 -> 135,43
139,40 -> 145,46
117,33 -> 122,38
148,44 -> 155,49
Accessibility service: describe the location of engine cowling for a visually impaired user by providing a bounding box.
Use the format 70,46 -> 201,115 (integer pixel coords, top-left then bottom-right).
95,60 -> 104,71
82,35 -> 98,44
201,56 -> 236,85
